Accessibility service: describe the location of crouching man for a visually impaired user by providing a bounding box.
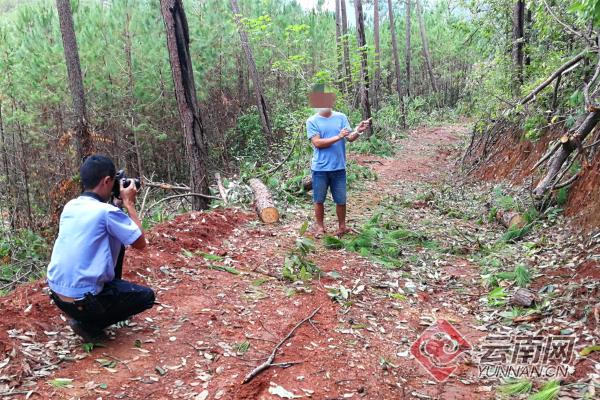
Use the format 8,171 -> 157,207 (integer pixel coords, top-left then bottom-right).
47,155 -> 154,342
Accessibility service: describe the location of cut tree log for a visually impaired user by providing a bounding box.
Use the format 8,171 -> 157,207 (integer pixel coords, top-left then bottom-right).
510,288 -> 537,307
533,110 -> 600,196
302,176 -> 312,192
249,178 -> 279,224
496,209 -> 525,229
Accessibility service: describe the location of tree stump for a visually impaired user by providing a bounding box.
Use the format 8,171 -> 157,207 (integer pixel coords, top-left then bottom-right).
249,178 -> 279,224
510,288 -> 537,307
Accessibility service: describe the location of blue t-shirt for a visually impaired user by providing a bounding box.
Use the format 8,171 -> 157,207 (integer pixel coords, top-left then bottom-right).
306,111 -> 352,171
47,195 -> 142,298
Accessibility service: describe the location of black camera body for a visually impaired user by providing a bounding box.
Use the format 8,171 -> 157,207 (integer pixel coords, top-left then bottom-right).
112,169 -> 141,199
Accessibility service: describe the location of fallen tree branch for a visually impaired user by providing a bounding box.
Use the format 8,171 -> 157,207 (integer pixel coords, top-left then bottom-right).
256,131 -> 302,179
142,179 -> 191,191
145,193 -> 221,214
552,173 -> 579,190
533,110 -> 600,196
520,51 -> 588,106
531,141 -> 561,171
242,306 -> 321,384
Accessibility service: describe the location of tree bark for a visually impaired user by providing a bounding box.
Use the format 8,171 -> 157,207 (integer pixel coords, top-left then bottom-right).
160,0 -> 211,210
230,0 -> 272,144
335,0 -> 345,93
340,0 -> 352,94
388,0 -> 407,128
533,110 -> 600,196
249,178 -> 279,224
416,0 -> 437,92
405,0 -> 412,99
372,0 -> 382,110
512,0 -> 525,89
354,0 -> 374,137
56,0 -> 94,161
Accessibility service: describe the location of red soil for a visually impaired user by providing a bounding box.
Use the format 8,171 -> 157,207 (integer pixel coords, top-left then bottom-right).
0,125 -> 495,400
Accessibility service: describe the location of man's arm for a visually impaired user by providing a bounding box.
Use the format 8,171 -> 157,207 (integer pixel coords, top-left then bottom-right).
310,131 -> 349,148
347,118 -> 372,142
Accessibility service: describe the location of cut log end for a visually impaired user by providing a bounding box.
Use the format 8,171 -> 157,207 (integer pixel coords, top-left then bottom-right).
510,288 -> 537,307
259,207 -> 279,224
302,176 -> 312,192
249,178 -> 280,224
496,210 -> 525,229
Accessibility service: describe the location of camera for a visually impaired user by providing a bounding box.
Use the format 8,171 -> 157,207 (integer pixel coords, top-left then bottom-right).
112,169 -> 141,199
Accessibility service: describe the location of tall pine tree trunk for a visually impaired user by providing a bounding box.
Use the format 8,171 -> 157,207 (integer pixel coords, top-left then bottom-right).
405,0 -> 412,99
230,0 -> 272,145
335,0 -> 345,93
512,0 -> 525,89
354,0 -> 373,137
340,0 -> 352,95
372,0 -> 382,111
56,0 -> 94,161
388,0 -> 407,128
160,0 -> 210,210
124,4 -> 143,177
416,0 -> 437,92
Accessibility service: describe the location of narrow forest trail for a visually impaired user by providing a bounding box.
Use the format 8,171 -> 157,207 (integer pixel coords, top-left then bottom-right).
1,124 -> 597,399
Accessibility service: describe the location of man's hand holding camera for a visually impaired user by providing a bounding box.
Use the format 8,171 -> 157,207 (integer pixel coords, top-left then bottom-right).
120,179 -> 139,208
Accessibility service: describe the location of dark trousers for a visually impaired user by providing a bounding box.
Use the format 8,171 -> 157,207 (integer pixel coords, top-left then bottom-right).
51,247 -> 155,333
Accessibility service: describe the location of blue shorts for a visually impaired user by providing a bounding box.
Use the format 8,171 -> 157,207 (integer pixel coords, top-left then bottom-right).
312,169 -> 347,205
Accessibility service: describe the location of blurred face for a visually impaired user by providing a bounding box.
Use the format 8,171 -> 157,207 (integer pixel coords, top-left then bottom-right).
309,92 -> 335,115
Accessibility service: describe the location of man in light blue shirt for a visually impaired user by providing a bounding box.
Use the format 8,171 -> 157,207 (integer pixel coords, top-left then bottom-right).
47,155 -> 154,341
307,87 -> 371,237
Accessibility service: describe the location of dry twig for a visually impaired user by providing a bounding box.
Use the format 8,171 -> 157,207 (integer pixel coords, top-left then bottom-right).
242,306 -> 321,384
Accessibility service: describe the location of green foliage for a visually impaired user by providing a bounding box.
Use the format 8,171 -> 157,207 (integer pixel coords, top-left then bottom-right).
555,187 -> 569,206
528,381 -> 560,400
484,264 -> 531,288
282,235 -> 320,282
323,235 -> 344,249
327,284 -> 351,306
523,114 -> 546,141
498,378 -> 533,396
328,213 -> 432,270
0,228 -> 48,291
487,286 -> 507,307
350,135 -> 396,157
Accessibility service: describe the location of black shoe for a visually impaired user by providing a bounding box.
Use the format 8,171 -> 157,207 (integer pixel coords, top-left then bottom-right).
68,319 -> 105,343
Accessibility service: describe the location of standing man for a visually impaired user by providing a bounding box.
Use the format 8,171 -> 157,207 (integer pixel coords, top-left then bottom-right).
307,86 -> 371,237
47,155 -> 155,342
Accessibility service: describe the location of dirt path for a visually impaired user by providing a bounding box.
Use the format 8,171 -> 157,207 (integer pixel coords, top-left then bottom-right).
1,124 -> 569,399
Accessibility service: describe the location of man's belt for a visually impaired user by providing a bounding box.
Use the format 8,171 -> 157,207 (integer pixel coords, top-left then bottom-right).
51,291 -> 84,303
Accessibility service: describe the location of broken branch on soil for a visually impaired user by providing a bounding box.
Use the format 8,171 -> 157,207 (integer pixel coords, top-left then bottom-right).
242,306 -> 321,384
145,193 -> 222,213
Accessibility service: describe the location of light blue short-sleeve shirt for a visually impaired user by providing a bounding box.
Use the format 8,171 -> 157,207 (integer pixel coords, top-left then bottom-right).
306,111 -> 352,171
47,195 -> 142,298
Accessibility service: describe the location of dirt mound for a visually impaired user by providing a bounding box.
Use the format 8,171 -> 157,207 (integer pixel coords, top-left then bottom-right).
471,125 -> 600,232
473,127 -> 556,184
564,151 -> 600,230
0,208 -> 253,387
